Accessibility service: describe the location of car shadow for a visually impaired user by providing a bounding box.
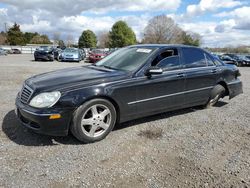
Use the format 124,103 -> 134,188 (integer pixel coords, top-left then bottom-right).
213,101 -> 228,107
114,106 -> 205,131
30,60 -> 54,62
2,110 -> 81,146
2,104 -> 224,146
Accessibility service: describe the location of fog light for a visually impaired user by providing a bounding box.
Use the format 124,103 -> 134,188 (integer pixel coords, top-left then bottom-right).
49,114 -> 61,119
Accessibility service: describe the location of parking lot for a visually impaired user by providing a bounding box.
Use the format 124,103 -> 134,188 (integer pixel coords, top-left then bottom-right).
0,54 -> 249,187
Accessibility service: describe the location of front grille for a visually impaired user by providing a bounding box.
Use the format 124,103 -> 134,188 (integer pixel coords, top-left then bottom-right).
20,85 -> 34,104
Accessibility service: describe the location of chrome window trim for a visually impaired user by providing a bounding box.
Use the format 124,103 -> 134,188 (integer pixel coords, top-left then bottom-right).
128,86 -> 213,105
182,65 -> 216,72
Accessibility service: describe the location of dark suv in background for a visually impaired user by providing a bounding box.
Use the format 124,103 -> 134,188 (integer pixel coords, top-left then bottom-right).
34,46 -> 54,61
223,53 -> 250,67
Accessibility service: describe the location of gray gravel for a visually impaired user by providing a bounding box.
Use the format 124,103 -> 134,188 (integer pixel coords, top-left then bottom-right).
0,54 -> 249,188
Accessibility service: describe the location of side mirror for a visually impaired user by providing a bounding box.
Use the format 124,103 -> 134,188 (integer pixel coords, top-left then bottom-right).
145,66 -> 163,77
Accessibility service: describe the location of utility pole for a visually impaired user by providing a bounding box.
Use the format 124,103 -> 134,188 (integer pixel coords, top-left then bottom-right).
4,22 -> 7,33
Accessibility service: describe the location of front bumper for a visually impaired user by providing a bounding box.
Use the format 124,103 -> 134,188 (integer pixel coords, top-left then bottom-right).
34,54 -> 53,61
89,57 -> 102,63
15,97 -> 74,136
61,57 -> 80,62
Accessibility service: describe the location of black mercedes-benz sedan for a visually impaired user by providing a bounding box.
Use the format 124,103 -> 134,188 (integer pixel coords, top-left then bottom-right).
16,44 -> 243,143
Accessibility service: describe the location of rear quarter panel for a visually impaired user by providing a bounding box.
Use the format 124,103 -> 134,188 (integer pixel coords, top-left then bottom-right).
219,65 -> 243,99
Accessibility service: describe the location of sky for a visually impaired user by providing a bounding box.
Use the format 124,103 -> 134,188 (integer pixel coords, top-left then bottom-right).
0,0 -> 249,47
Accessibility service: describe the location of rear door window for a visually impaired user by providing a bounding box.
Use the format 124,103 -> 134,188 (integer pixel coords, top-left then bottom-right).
182,48 -> 207,68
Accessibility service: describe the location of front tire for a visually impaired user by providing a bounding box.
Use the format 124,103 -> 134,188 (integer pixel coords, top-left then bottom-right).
71,99 -> 117,143
206,84 -> 225,107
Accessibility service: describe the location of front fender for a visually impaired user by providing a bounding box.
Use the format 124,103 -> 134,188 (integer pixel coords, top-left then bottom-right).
58,84 -> 113,107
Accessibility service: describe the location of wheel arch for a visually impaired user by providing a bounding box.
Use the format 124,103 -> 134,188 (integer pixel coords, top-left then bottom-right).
216,81 -> 229,97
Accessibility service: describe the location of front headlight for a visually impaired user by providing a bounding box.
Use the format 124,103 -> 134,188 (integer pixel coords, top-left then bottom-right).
29,91 -> 61,108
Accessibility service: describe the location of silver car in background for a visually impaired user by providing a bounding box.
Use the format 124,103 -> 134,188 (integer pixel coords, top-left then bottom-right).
59,48 -> 81,63
0,48 -> 7,56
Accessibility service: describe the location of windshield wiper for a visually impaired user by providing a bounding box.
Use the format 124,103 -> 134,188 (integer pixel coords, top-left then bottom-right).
94,65 -> 124,71
98,65 -> 120,70
103,65 -> 115,69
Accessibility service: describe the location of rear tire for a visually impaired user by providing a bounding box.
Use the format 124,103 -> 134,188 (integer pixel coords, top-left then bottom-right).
206,84 -> 225,107
71,99 -> 116,143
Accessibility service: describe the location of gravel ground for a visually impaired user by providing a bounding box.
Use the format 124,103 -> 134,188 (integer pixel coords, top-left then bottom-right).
0,54 -> 249,188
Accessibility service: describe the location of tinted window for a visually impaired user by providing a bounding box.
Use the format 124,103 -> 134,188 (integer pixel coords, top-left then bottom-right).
213,56 -> 223,66
157,56 -> 180,70
152,48 -> 178,66
182,48 -> 206,68
92,49 -> 105,54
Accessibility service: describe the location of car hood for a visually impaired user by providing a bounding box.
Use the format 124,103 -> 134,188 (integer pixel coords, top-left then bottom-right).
35,50 -> 52,54
25,66 -> 128,92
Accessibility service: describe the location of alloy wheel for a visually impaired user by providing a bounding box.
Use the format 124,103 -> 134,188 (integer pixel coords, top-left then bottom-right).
81,104 -> 111,138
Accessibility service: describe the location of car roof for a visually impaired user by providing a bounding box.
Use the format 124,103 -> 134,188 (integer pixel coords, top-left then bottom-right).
130,44 -> 200,49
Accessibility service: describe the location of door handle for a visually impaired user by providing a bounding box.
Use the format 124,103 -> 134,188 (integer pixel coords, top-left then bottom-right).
177,72 -> 185,78
211,69 -> 217,73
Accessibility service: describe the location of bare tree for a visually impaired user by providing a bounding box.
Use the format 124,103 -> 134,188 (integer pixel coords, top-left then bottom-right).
98,31 -> 110,48
66,34 -> 74,47
0,32 -> 7,45
142,15 -> 183,44
53,32 -> 61,45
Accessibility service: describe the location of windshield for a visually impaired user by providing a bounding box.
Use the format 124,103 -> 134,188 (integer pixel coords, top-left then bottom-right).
38,46 -> 51,51
64,48 -> 78,53
92,49 -> 105,54
95,47 -> 157,72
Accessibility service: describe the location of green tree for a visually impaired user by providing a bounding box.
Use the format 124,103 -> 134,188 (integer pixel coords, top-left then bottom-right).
24,32 -> 39,44
7,23 -> 25,45
78,30 -> 97,48
181,31 -> 201,46
109,21 -> 136,48
30,34 -> 51,44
